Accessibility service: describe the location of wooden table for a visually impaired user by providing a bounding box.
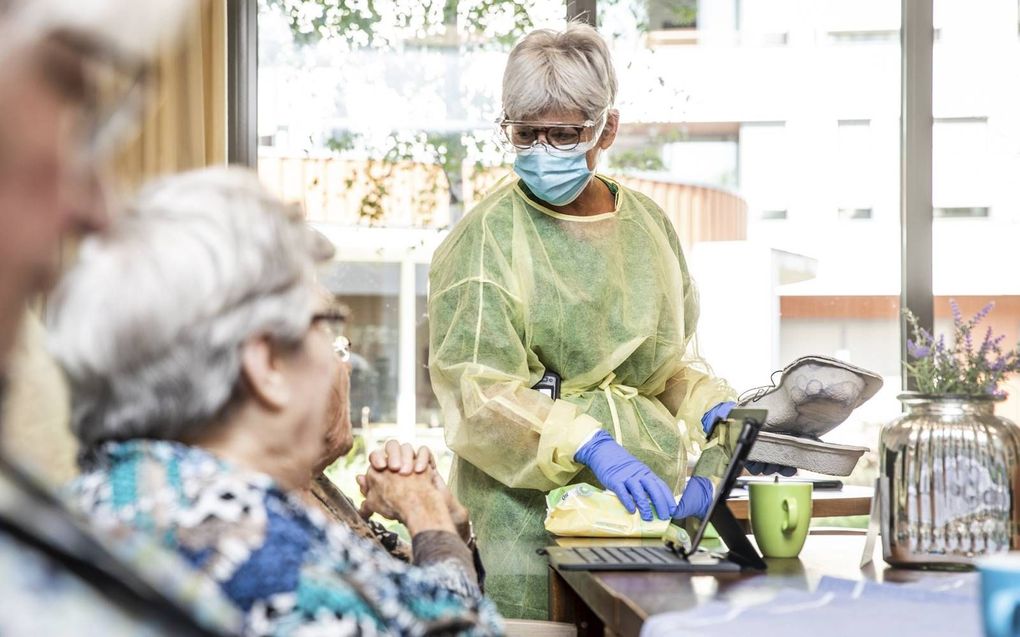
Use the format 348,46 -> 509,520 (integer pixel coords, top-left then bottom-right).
727,485 -> 873,522
548,533 -> 966,637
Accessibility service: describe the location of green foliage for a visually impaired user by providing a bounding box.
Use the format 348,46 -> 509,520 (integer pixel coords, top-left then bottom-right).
460,0 -> 538,48
669,1 -> 697,29
262,0 -> 387,46
262,0 -> 540,50
609,146 -> 665,172
325,129 -> 485,225
325,130 -> 358,153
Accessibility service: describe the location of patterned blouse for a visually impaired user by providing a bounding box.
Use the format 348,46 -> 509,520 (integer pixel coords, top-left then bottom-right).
0,459 -> 241,636
68,440 -> 504,637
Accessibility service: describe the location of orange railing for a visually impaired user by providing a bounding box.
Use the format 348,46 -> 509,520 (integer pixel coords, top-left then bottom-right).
613,175 -> 746,245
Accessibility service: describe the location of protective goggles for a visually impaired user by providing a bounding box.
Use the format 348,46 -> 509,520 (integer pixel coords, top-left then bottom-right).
498,112 -> 606,151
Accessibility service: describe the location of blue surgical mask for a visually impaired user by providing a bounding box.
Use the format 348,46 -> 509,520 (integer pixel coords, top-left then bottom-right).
513,144 -> 595,206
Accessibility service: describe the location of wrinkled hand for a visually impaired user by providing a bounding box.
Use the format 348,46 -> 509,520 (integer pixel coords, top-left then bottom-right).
745,462 -> 798,477
701,401 -> 736,436
358,440 -> 469,537
356,467 -> 454,535
574,430 -> 675,521
367,439 -> 435,475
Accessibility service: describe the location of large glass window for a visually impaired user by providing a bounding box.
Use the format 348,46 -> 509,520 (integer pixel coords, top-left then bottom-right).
600,0 -> 903,483
257,0 -> 565,432
253,1 -> 1020,487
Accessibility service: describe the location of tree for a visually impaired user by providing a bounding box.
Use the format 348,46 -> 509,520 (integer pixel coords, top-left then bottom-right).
261,0 -> 563,224
262,0 -> 546,50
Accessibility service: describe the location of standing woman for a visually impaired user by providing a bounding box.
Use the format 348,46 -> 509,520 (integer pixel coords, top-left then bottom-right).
428,23 -> 737,619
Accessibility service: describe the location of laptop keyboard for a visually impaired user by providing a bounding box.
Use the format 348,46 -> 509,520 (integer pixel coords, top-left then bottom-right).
570,546 -> 678,565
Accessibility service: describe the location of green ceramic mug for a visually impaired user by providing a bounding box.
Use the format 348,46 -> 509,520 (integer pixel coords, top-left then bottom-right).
748,481 -> 813,558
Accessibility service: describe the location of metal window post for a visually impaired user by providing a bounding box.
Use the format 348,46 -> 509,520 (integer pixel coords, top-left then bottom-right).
227,0 -> 258,167
900,0 -> 934,391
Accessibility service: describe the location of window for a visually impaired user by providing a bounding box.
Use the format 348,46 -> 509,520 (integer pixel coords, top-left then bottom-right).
317,261 -> 400,426
602,1 -> 902,485
258,0 -> 566,430
934,207 -> 989,218
834,120 -> 880,219
826,30 -> 899,44
737,0 -> 792,44
822,0 -> 900,29
933,0 -> 1020,425
838,208 -> 873,220
247,1 -> 1020,481
648,0 -> 697,31
740,123 -> 790,221
932,118 -> 991,214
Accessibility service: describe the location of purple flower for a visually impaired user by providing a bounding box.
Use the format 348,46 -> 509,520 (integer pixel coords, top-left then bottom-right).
978,326 -> 994,356
936,334 -> 947,354
907,339 -> 931,359
903,302 -> 1018,396
974,302 -> 995,325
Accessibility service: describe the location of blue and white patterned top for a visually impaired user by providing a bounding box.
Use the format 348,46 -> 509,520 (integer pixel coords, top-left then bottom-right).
68,440 -> 504,637
0,459 -> 241,636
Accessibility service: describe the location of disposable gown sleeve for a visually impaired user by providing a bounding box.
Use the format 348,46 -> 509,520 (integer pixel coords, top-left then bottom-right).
659,363 -> 736,453
428,224 -> 602,492
651,200 -> 737,460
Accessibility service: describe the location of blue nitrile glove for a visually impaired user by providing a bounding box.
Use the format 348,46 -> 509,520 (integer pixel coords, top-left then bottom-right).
701,401 -> 736,436
674,476 -> 713,520
746,462 -> 798,477
574,430 -> 676,521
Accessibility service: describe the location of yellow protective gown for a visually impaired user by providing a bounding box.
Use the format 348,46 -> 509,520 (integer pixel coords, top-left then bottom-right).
428,175 -> 735,619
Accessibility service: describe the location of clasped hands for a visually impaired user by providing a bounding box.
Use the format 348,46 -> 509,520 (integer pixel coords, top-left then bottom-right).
356,440 -> 471,541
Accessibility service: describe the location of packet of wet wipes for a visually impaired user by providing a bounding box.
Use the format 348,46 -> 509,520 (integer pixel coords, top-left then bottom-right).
544,483 -> 671,538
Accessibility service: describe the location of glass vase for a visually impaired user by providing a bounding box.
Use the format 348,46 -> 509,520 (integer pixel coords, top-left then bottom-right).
879,393 -> 1020,568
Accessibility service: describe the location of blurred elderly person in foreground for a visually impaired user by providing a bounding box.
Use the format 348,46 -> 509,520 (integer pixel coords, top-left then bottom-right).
0,0 -> 243,634
51,167 -> 503,636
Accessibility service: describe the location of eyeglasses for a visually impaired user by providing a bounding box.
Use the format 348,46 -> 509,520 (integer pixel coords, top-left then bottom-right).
44,29 -> 153,167
311,312 -> 351,362
499,117 -> 600,151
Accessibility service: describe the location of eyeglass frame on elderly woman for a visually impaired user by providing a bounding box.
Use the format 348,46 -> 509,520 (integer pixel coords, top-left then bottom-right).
497,114 -> 603,151
38,28 -> 155,167
311,312 -> 352,362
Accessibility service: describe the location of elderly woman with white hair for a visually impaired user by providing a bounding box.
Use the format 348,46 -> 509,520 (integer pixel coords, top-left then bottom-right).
427,23 -> 743,618
51,167 -> 503,636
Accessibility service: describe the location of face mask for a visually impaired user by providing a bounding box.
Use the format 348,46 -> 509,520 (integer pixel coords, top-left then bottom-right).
513,142 -> 596,206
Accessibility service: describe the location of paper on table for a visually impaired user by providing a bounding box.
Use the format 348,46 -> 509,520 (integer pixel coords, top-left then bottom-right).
640,575 -> 980,637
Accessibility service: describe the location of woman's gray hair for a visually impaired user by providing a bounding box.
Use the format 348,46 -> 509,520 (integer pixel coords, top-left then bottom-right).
501,22 -> 617,121
48,166 -> 334,450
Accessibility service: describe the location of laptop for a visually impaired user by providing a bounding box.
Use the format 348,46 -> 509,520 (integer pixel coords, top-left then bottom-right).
544,408 -> 768,572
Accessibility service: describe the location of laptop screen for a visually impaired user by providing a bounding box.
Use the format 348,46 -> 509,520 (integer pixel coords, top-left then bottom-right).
664,408 -> 765,556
